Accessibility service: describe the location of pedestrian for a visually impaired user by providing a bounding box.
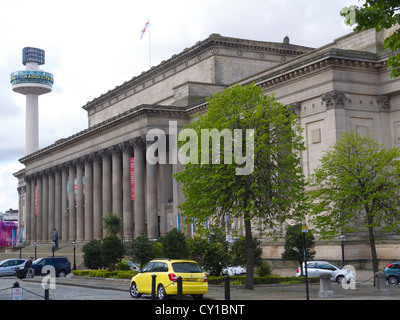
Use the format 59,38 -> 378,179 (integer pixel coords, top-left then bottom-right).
25,257 -> 34,278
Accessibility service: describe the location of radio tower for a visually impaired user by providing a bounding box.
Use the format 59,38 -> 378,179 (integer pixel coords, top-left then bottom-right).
10,47 -> 54,155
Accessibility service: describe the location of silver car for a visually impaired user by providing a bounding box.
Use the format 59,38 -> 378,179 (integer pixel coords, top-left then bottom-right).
0,259 -> 27,276
296,261 -> 355,284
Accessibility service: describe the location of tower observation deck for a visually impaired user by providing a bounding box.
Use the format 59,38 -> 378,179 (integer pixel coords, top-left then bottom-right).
10,47 -> 54,155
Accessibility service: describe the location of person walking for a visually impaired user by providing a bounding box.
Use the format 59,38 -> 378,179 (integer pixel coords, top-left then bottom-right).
25,257 -> 34,278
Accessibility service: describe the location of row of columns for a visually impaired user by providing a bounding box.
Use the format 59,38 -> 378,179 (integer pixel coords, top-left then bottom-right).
21,137 -> 172,243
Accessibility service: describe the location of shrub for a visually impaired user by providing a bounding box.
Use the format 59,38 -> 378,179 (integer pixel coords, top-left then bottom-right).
130,234 -> 157,267
159,228 -> 189,259
82,239 -> 103,269
101,235 -> 125,270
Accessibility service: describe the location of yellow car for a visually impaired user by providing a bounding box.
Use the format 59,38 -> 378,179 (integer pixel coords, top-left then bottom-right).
129,259 -> 208,300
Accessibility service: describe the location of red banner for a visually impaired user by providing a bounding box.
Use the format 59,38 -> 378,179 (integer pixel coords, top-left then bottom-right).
35,185 -> 37,216
130,157 -> 135,200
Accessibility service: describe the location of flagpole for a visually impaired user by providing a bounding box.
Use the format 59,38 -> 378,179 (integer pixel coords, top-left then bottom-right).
148,19 -> 151,69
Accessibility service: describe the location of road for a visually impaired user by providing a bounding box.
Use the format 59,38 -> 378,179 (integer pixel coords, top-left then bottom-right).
0,276 -> 131,300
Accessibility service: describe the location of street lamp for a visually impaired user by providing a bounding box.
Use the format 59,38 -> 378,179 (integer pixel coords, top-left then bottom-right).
339,234 -> 346,267
18,242 -> 22,259
33,241 -> 37,260
302,225 -> 309,301
72,240 -> 76,270
51,241 -> 55,257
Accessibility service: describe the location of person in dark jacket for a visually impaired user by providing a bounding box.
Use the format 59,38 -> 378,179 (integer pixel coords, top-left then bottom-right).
25,257 -> 34,278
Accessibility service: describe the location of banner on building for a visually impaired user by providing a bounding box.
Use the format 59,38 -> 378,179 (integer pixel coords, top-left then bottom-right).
130,157 -> 135,200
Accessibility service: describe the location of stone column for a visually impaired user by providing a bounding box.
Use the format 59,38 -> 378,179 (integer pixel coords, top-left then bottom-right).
112,146 -> 123,221
31,178 -> 36,241
54,168 -> 62,239
146,141 -> 159,240
93,153 -> 103,239
134,138 -> 146,237
48,170 -> 55,241
42,172 -> 49,241
24,176 -> 32,242
102,150 -> 112,228
76,160 -> 84,242
68,163 -> 76,242
122,142 -> 134,240
61,165 -> 68,241
84,156 -> 93,241
36,175 -> 43,241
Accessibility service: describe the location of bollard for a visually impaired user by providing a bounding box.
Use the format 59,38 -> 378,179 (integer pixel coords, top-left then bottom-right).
318,273 -> 334,298
375,272 -> 389,295
225,275 -> 230,300
45,288 -> 49,300
11,281 -> 23,300
151,274 -> 157,300
177,276 -> 183,300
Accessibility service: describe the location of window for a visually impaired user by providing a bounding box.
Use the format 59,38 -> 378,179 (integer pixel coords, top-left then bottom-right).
142,262 -> 155,273
172,262 -> 203,273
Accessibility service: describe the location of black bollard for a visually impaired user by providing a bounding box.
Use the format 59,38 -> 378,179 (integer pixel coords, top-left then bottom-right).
151,274 -> 157,300
45,288 -> 49,300
177,276 -> 183,300
225,275 -> 230,300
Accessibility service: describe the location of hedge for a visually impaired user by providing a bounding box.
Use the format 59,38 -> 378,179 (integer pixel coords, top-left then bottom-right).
72,270 -> 317,284
73,270 -> 137,279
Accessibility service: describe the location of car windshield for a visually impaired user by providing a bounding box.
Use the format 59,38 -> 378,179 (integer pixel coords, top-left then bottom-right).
172,262 -> 203,273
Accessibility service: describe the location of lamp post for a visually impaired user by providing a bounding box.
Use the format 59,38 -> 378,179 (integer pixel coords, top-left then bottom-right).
51,241 -> 55,257
302,225 -> 309,301
72,240 -> 76,270
33,241 -> 37,260
339,234 -> 346,268
18,242 -> 22,259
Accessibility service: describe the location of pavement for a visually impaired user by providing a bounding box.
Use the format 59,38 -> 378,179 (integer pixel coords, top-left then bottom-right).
21,268 -> 400,300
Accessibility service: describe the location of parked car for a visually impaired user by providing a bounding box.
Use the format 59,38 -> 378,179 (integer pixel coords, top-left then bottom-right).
126,261 -> 140,271
130,259 -> 208,300
384,262 -> 400,285
15,256 -> 71,279
0,259 -> 27,277
222,266 -> 246,276
296,261 -> 355,284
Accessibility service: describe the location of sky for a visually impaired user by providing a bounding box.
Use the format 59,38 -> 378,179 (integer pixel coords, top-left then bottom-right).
0,0 -> 363,211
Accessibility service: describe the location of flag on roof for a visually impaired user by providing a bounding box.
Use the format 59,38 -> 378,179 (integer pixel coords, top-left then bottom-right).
141,20 -> 149,40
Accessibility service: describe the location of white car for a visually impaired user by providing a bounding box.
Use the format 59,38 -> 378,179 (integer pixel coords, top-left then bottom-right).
296,261 -> 355,284
0,259 -> 27,277
222,266 -> 246,276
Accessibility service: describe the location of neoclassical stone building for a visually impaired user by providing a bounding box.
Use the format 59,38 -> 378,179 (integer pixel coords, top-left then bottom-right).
14,28 -> 400,260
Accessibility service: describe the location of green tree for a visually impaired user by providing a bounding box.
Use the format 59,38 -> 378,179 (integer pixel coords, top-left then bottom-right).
174,83 -> 307,289
309,131 -> 400,275
341,0 -> 400,78
102,212 -> 123,237
159,228 -> 189,259
230,236 -> 263,268
82,239 -> 103,269
188,236 -> 231,276
281,224 -> 315,276
129,234 -> 158,267
101,234 -> 125,270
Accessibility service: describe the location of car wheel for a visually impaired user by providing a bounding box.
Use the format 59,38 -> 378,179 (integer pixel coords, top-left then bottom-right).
336,275 -> 345,284
388,275 -> 399,285
192,294 -> 203,300
157,284 -> 168,300
57,270 -> 67,278
130,282 -> 141,298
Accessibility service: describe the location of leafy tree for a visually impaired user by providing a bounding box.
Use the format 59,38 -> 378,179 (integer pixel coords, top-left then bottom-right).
159,228 -> 189,259
188,236 -> 231,276
102,212 -> 123,237
230,236 -> 263,268
174,83 -> 307,289
101,234 -> 125,270
309,131 -> 400,275
129,234 -> 158,267
281,224 -> 315,276
82,239 -> 103,269
341,0 -> 400,78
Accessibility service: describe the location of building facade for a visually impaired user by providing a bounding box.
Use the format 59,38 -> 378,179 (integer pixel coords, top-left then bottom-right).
14,29 -> 400,260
